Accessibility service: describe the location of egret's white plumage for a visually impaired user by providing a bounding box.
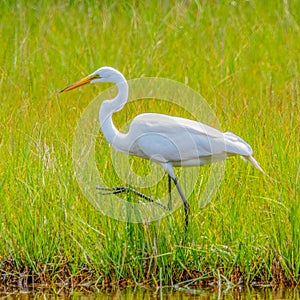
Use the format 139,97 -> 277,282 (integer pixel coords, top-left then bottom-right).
61,66 -> 264,225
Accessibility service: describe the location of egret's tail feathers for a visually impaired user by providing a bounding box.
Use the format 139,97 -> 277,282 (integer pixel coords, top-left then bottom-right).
244,155 -> 265,173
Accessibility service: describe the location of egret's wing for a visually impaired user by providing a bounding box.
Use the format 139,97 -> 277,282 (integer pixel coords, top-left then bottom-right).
157,115 -> 253,157
127,114 -> 222,162
125,113 -> 253,165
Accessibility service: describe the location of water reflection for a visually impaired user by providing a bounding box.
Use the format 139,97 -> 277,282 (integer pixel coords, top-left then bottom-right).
1,287 -> 300,299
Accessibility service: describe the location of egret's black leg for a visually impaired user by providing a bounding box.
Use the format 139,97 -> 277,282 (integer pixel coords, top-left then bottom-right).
172,177 -> 190,227
168,175 -> 172,210
97,186 -> 167,209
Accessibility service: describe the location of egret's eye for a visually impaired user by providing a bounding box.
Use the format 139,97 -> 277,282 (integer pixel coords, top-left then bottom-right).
92,74 -> 101,79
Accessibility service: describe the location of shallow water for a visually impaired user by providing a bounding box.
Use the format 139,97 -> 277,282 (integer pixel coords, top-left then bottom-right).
1,287 -> 300,299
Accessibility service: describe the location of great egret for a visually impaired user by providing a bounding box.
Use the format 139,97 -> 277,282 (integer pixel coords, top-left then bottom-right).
60,66 -> 264,226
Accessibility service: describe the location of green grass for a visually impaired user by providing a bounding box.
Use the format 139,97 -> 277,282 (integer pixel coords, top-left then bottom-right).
0,0 -> 299,291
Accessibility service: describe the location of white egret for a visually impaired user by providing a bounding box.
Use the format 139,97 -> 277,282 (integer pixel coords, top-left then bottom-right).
60,66 -> 264,226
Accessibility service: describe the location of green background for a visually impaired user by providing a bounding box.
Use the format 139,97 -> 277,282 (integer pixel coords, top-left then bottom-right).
0,0 -> 299,289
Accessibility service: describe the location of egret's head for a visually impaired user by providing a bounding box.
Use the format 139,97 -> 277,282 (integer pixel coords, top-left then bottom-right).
60,66 -> 125,92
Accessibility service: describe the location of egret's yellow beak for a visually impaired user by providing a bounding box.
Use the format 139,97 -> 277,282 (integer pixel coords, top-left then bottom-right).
60,74 -> 98,93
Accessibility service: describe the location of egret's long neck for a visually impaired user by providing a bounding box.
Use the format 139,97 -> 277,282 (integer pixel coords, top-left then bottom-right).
99,80 -> 128,146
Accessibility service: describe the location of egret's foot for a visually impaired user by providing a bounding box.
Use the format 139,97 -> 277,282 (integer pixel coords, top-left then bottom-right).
96,186 -> 167,210
97,186 -> 127,195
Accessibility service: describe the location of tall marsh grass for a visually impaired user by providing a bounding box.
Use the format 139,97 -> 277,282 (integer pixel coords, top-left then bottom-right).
0,0 -> 299,289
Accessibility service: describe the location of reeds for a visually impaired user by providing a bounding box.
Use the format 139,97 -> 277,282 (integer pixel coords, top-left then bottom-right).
0,0 -> 299,290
